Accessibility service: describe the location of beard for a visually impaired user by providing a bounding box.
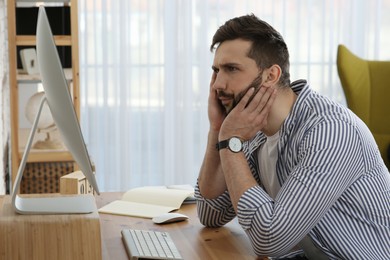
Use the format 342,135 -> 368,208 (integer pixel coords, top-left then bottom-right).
219,73 -> 263,114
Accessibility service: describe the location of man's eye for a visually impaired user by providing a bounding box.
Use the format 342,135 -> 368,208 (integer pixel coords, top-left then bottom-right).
213,68 -> 219,74
228,66 -> 237,71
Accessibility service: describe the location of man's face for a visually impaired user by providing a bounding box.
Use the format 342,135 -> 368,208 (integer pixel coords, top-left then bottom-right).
212,39 -> 263,114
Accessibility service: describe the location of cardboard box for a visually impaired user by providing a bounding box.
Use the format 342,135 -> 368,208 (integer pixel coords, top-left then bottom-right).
60,171 -> 95,195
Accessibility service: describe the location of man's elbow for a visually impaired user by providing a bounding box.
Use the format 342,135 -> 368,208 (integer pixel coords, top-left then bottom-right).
198,214 -> 226,228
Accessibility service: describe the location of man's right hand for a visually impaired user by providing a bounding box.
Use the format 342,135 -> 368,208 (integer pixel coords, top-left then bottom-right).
208,72 -> 226,132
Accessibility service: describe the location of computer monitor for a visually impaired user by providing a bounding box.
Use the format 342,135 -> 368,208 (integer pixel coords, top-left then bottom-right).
11,6 -> 100,214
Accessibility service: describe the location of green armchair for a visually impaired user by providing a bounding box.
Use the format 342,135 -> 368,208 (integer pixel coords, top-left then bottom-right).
337,44 -> 390,168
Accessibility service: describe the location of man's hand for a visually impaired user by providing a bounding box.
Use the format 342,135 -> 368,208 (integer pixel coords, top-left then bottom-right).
219,86 -> 277,141
208,73 -> 226,132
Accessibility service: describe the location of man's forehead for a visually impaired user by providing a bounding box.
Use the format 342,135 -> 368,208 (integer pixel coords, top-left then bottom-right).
213,39 -> 253,66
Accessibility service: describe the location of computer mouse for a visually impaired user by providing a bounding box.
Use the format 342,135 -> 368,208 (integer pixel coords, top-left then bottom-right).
152,212 -> 189,224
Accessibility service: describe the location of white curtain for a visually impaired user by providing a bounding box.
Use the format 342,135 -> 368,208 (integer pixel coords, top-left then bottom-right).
78,0 -> 390,192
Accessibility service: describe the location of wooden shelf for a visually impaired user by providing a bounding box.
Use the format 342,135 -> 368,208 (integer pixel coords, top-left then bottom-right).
16,1 -> 71,8
17,68 -> 72,83
16,35 -> 72,46
21,151 -> 74,162
8,0 -> 80,190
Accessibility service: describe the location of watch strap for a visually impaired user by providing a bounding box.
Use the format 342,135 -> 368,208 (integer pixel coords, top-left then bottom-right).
216,139 -> 229,151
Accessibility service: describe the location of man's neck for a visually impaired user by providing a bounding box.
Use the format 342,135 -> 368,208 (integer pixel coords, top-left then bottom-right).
262,87 -> 297,136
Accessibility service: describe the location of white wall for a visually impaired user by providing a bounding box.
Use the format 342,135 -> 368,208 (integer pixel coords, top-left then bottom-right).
0,0 -> 9,195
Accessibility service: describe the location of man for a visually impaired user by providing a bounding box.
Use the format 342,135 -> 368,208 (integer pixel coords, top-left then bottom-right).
195,14 -> 390,259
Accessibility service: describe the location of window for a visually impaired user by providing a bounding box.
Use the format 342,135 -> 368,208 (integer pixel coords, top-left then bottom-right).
79,0 -> 390,191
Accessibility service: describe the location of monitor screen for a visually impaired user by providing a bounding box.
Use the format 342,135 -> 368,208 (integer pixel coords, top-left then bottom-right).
36,6 -> 99,195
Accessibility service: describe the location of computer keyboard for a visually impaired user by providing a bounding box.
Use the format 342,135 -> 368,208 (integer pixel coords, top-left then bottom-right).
121,229 -> 184,260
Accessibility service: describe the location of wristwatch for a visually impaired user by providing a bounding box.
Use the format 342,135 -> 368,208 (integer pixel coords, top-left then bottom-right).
216,137 -> 243,153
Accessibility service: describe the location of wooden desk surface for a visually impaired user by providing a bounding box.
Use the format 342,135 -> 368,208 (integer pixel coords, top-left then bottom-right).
96,192 -> 260,260
1,193 -> 261,260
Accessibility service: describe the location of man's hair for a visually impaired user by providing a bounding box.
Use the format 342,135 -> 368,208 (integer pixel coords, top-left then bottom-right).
211,14 -> 290,86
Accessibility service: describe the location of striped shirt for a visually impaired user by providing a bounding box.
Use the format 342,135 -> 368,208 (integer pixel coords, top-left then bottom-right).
195,80 -> 390,259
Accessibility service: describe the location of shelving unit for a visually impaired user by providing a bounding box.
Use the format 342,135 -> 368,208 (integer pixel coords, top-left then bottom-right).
7,0 -> 80,193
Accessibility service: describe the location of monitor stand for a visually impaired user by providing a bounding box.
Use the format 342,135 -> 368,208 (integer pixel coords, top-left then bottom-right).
11,95 -> 96,214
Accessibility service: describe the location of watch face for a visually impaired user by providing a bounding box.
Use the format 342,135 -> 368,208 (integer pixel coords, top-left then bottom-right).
229,137 -> 242,152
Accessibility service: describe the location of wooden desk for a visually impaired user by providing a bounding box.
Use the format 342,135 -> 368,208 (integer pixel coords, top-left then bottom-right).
0,193 -> 261,260
96,192 -> 260,260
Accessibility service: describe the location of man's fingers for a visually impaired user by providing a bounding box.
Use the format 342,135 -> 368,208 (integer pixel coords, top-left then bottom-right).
235,87 -> 255,110
256,88 -> 276,117
249,87 -> 268,113
251,87 -> 275,113
238,86 -> 273,114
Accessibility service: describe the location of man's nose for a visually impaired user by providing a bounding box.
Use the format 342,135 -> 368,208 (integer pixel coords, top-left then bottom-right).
212,73 -> 227,91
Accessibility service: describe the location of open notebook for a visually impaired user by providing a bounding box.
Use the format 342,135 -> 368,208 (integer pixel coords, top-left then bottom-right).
98,185 -> 195,218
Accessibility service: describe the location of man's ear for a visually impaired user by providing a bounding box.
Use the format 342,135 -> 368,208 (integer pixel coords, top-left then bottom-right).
262,64 -> 282,87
